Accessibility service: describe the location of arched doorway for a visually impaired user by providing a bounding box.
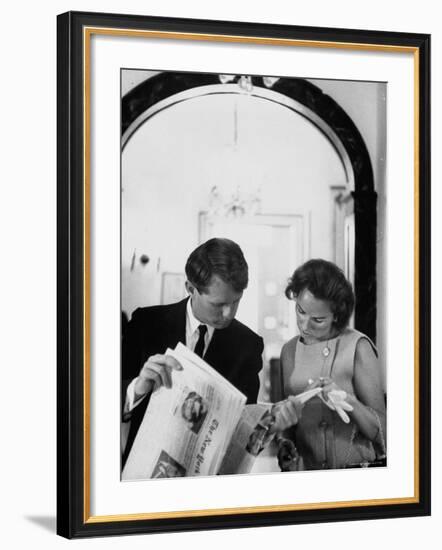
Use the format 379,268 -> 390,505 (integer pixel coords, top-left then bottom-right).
122,72 -> 377,341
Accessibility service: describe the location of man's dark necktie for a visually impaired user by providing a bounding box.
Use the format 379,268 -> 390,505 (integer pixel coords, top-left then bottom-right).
194,324 -> 207,358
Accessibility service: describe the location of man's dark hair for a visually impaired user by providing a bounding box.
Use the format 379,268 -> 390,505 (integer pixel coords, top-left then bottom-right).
285,259 -> 355,331
185,238 -> 248,293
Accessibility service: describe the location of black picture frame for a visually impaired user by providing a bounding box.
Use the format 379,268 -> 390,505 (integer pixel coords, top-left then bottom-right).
57,10 -> 431,539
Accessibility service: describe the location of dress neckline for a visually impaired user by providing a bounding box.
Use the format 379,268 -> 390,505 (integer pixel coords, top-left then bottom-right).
297,331 -> 341,348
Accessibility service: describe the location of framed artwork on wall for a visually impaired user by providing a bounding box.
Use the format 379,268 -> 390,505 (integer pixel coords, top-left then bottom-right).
161,273 -> 187,305
57,10 -> 430,538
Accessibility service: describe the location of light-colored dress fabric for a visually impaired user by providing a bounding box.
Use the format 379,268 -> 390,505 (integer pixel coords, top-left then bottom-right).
281,328 -> 377,470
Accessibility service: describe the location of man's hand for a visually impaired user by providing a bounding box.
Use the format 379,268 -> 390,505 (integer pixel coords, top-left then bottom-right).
134,354 -> 183,400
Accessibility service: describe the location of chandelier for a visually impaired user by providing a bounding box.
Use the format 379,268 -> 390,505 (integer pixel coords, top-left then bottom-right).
205,73 -> 279,219
208,184 -> 261,219
218,74 -> 280,93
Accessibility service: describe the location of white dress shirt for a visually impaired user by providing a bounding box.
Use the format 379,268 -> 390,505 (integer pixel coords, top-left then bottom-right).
185,298 -> 215,357
124,299 -> 215,414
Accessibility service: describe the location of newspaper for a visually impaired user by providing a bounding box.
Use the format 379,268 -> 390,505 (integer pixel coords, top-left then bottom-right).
122,343 -> 246,480
122,343 -> 322,480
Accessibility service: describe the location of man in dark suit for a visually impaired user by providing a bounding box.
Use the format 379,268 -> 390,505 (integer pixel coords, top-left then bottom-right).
122,238 -> 264,465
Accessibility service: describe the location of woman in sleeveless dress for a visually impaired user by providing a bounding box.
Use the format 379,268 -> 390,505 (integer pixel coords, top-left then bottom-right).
273,259 -> 386,471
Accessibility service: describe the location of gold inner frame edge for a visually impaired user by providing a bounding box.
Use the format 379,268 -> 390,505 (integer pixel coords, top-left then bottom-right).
82,26 -> 421,523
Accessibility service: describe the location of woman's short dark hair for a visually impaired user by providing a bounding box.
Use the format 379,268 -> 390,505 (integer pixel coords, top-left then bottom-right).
185,238 -> 248,293
285,259 -> 355,331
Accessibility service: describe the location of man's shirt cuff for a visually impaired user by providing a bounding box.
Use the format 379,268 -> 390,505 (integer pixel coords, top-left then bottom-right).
123,377 -> 147,420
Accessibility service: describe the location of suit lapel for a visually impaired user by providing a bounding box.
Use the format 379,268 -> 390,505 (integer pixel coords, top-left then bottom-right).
163,299 -> 187,349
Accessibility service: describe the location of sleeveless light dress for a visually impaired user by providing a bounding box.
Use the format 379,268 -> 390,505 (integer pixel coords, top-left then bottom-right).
281,328 -> 377,470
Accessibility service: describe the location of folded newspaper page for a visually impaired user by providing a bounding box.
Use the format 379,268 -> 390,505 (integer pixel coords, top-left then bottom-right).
122,343 -> 247,480
122,343 -> 323,480
217,387 -> 323,475
218,403 -> 274,475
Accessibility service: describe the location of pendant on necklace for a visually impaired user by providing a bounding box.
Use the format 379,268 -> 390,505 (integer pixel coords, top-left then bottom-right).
322,346 -> 330,357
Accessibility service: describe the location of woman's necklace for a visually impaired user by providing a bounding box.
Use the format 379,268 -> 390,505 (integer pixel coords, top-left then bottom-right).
321,328 -> 340,358
318,340 -> 332,379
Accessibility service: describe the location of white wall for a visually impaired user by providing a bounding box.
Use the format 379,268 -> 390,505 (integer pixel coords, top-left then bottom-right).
122,90 -> 346,314
1,2 -> 439,550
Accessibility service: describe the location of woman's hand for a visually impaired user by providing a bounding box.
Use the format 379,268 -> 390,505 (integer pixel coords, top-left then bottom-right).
271,396 -> 303,432
316,378 -> 354,423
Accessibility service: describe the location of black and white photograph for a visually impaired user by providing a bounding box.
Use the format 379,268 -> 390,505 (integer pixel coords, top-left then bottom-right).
152,450 -> 187,479
120,68 -> 387,479
179,390 -> 209,434
246,410 -> 275,457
